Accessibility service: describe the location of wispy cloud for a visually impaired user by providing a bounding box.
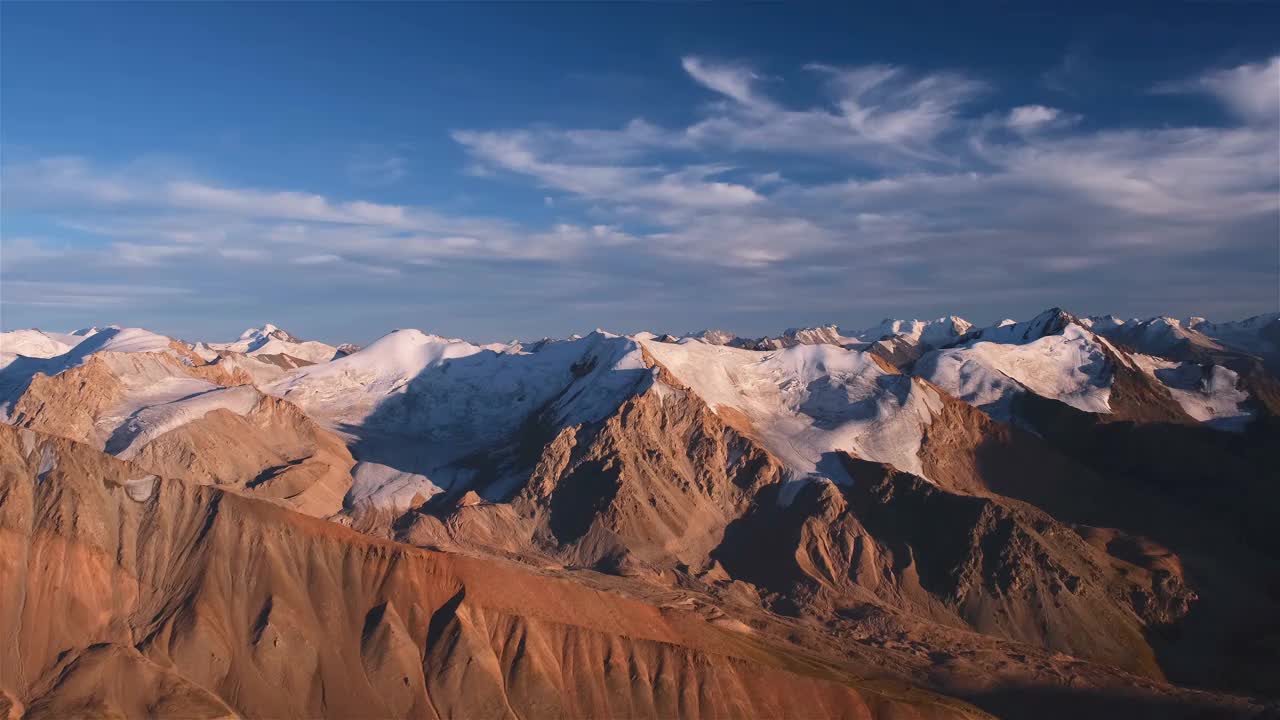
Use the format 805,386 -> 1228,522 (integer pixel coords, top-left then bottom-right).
2,280 -> 193,308
347,144 -> 409,186
1042,46 -> 1092,96
681,56 -> 771,108
1,155 -> 628,270
451,129 -> 761,209
4,53 -> 1277,334
1157,56 -> 1280,124
1004,104 -> 1071,132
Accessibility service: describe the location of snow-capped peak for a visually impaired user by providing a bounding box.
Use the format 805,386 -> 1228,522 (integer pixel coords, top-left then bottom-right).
210,323 -> 336,364
1081,315 -> 1126,332
684,329 -> 738,346
853,316 -> 973,348
239,323 -> 298,343
962,307 -> 1079,346
782,324 -> 847,345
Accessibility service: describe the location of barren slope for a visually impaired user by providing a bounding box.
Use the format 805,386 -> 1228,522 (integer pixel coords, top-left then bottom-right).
0,425 -> 988,720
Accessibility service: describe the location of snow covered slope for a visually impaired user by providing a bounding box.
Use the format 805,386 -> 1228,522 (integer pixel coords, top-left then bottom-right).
1091,316 -> 1224,359
915,310 -> 1114,419
0,329 -> 86,361
0,325 -> 260,447
916,308 -> 1261,430
268,329 -> 654,502
641,338 -> 944,497
683,329 -> 739,346
1188,314 -> 1280,358
271,329 -> 651,435
1127,353 -> 1253,430
104,384 -> 262,458
0,327 -> 179,412
204,323 -> 341,364
1084,313 -> 1280,365
852,316 -> 973,348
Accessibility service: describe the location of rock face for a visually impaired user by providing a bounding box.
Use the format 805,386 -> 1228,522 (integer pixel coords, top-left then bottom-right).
716,456 -> 1179,678
0,425 -> 989,720
400,383 -> 782,574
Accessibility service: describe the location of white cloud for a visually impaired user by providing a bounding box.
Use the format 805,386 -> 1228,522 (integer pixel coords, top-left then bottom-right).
1006,104 -> 1063,131
292,254 -> 343,265
815,64 -> 986,149
2,280 -> 193,308
166,181 -> 411,226
451,130 -> 762,209
111,242 -> 201,267
1170,56 -> 1280,124
1,236 -> 66,265
682,56 -> 769,108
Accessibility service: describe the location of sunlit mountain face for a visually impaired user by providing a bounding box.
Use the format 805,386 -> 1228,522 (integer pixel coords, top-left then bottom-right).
3,3 -> 1278,718
2,307 -> 1278,718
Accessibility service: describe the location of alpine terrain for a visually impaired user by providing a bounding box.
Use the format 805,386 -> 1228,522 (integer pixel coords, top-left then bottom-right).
1,309 -> 1278,719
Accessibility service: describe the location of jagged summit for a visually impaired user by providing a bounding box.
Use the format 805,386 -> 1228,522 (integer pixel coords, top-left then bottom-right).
239,322 -> 300,343
957,307 -> 1079,346
208,323 -> 340,364
853,316 -> 974,348
683,328 -> 737,345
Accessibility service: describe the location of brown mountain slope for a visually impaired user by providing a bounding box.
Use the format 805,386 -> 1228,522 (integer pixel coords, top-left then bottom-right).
399,383 -> 782,575
713,455 -> 1177,679
390,366 -> 1271,716
0,425 -> 988,720
122,394 -> 355,517
6,351 -> 354,518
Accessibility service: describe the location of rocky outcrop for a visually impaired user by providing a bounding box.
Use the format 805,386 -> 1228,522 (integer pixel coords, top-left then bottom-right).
401,383 -> 782,575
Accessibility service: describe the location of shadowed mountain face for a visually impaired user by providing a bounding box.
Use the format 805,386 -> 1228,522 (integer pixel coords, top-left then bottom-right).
0,309 -> 1278,718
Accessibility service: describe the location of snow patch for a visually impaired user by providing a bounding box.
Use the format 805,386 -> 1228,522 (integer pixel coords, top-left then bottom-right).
348,462 -> 446,514
124,475 -> 158,502
0,329 -> 83,359
641,339 -> 941,500
107,385 -> 262,459
268,330 -> 653,505
916,323 -> 1112,418
1130,354 -> 1253,430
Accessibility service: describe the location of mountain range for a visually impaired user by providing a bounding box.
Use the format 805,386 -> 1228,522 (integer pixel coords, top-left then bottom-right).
1,307 -> 1278,719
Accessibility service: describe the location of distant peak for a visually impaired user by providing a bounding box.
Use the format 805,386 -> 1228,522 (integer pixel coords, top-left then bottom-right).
1028,307 -> 1080,334
334,343 -> 361,358
685,328 -> 737,345
240,323 -> 299,343
962,308 -> 1083,346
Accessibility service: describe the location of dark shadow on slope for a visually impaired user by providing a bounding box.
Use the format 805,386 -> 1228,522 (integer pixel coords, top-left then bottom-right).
799,374 -> 914,429
973,392 -> 1280,699
335,334 -> 652,501
962,684 -> 1268,720
547,458 -> 623,543
0,327 -> 129,406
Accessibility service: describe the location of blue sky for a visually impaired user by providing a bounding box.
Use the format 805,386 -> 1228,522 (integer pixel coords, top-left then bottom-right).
2,3 -> 1277,344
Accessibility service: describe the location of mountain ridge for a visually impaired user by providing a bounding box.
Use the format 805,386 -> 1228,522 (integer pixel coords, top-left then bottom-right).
2,306 -> 1278,717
